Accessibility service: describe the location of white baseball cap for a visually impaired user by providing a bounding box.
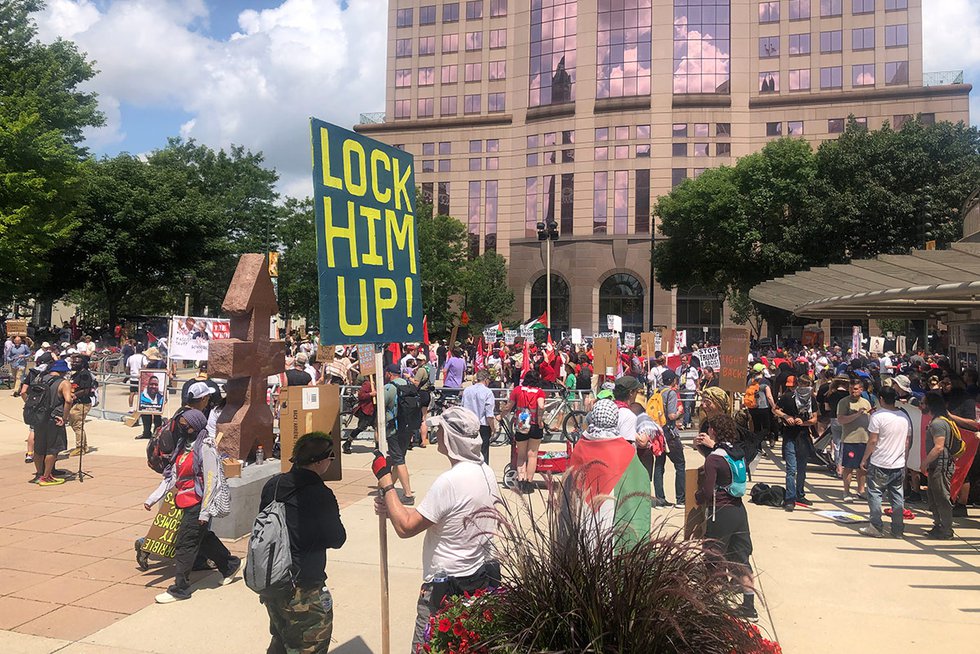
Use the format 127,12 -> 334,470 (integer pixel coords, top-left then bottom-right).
187,381 -> 216,400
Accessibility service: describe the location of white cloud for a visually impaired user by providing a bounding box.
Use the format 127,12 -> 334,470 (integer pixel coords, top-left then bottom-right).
922,0 -> 980,125
36,0 -> 388,198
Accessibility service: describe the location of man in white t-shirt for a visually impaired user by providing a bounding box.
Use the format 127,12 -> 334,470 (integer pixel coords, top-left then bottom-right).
859,386 -> 912,538
127,349 -> 148,410
676,356 -> 700,429
373,407 -> 501,651
878,352 -> 896,379
612,375 -> 640,443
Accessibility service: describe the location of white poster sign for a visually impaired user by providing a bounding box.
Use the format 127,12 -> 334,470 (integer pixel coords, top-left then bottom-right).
869,336 -> 885,355
504,330 -> 517,345
606,314 -> 623,333
675,329 -> 687,351
520,326 -> 534,339
169,316 -> 230,361
624,332 -> 636,347
570,328 -> 582,345
698,346 -> 720,371
851,326 -> 862,359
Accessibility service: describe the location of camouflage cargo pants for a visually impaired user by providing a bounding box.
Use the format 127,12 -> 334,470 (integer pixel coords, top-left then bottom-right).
266,585 -> 333,654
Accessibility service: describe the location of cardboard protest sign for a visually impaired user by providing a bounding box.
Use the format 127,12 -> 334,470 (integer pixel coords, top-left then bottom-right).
640,332 -> 657,359
592,338 -> 619,376
142,491 -> 183,558
317,345 -> 335,363
5,319 -> 27,337
169,316 -> 230,361
137,370 -> 167,415
698,346 -> 720,371
311,118 -> 422,345
280,385 -> 342,479
719,328 -> 750,395
357,343 -> 377,376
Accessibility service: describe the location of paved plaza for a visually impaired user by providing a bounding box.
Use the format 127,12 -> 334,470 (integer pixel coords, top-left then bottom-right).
0,393 -> 978,653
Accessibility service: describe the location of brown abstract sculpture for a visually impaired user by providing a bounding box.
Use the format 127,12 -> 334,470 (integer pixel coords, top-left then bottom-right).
209,254 -> 285,460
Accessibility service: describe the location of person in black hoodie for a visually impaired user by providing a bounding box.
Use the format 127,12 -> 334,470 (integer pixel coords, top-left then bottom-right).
695,414 -> 758,623
259,432 -> 346,654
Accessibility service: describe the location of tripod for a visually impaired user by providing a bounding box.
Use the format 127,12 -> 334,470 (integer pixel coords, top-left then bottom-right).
76,408 -> 93,482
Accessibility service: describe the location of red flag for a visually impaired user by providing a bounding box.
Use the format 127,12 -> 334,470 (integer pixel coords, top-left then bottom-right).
476,339 -> 485,371
387,342 -> 401,364
461,310 -> 470,326
422,315 -> 430,346
538,311 -> 548,327
521,339 -> 531,376
147,331 -> 158,343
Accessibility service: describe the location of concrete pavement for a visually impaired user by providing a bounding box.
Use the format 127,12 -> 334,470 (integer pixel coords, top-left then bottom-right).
1,393 -> 978,653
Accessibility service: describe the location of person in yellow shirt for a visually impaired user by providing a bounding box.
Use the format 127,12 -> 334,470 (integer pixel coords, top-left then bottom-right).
837,379 -> 872,501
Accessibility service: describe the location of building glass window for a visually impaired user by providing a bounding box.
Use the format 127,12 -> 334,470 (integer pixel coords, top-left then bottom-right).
673,123 -> 687,137
528,134 -> 540,148
440,142 -> 452,155
789,0 -> 810,19
828,118 -> 845,133
788,120 -> 804,135
486,156 -> 498,169
396,8 -> 413,27
444,3 -> 459,22
531,275 -> 569,333
885,60 -> 909,85
438,182 -> 450,215
920,112 -> 935,126
420,5 -> 436,25
893,113 -> 912,129
422,160 -> 434,172
766,121 -> 782,136
469,158 -> 482,171
820,65 -> 843,88
545,132 -> 557,145
421,182 -> 433,202
395,69 -> 411,87
464,93 -> 482,113
716,142 -> 731,156
423,143 -> 435,156
759,2 -> 779,22
593,172 -> 607,233
465,31 -> 483,50
884,24 -> 908,47
599,274 -> 643,334
597,0 -> 653,99
525,177 -> 539,237
438,158 -> 451,171
466,1 -> 483,20
529,0 -> 577,107
394,99 -> 410,119
694,143 -> 708,156
852,63 -> 875,86
485,180 -> 498,252
594,146 -> 608,160
419,36 -> 436,55
418,67 -> 435,86
852,0 -> 874,13
560,172 -> 574,234
637,124 -> 651,138
672,168 -> 687,187
716,122 -> 731,136
759,36 -> 779,58
614,145 -> 629,159
820,0 -> 842,16
489,28 -> 507,48
615,125 -> 630,140
635,169 -> 650,233
465,63 -> 482,82
852,27 -> 874,50
395,38 -> 412,57
613,170 -> 628,234
672,142 -> 688,156
443,33 -> 459,53
489,60 -> 506,80
468,181 -> 481,258
820,30 -> 842,53
595,127 -> 609,141
490,0 -> 508,17
488,92 -> 506,112
789,33 -> 811,55
694,123 -> 709,137
440,96 -> 458,115
527,153 -> 539,166
760,71 -> 778,92
442,65 -> 458,84
637,144 -> 651,157
677,286 -> 722,342
885,0 -> 907,9
675,0 -> 731,94
789,68 -> 811,90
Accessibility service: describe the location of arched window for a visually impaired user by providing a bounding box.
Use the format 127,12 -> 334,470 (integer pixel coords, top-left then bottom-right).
599,273 -> 643,334
530,274 -> 569,334
676,285 -> 723,343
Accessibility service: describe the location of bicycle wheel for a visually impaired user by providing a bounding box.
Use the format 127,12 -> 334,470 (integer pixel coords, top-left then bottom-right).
562,410 -> 587,444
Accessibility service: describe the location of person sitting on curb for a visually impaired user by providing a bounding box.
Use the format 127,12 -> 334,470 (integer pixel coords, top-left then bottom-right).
373,407 -> 501,652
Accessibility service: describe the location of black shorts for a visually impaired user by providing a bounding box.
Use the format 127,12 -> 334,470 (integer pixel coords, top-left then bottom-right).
386,423 -> 410,466
35,420 -> 68,457
704,504 -> 753,571
130,383 -> 139,393
514,425 -> 543,443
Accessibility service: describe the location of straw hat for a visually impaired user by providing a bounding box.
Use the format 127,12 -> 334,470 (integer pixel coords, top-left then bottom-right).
145,347 -> 162,361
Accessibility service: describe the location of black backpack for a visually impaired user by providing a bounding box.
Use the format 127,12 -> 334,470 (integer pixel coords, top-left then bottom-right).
23,372 -> 61,426
576,366 -> 592,390
147,408 -> 187,474
749,482 -> 786,507
395,382 -> 422,432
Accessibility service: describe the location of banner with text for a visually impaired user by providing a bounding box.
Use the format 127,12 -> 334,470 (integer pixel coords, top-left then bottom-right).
311,118 -> 422,345
698,346 -> 720,371
719,328 -> 751,395
169,316 -> 230,361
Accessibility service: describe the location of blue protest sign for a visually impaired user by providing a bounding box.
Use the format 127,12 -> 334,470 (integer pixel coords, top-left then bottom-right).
310,118 -> 422,344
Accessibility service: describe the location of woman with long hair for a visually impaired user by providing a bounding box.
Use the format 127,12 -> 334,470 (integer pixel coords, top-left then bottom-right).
500,369 -> 546,493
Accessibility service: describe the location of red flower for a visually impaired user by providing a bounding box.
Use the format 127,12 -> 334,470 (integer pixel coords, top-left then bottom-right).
482,609 -> 494,621
453,622 -> 466,636
438,618 -> 451,633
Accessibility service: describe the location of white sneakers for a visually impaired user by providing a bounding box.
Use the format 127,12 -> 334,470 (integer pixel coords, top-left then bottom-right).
155,592 -> 183,604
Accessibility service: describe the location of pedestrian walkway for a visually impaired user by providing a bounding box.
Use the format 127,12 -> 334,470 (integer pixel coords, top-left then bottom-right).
1,395 -> 978,653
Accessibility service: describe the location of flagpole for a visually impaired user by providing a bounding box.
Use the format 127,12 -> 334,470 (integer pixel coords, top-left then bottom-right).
546,238 -> 552,339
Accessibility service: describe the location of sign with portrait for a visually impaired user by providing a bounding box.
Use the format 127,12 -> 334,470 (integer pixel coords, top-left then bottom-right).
169,316 -> 230,361
138,370 -> 168,415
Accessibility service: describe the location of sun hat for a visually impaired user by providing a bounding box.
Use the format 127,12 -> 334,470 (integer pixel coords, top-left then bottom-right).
187,381 -> 216,400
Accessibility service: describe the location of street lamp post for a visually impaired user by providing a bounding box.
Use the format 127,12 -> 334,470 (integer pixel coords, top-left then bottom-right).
650,227 -> 657,331
183,273 -> 194,316
536,219 -> 560,335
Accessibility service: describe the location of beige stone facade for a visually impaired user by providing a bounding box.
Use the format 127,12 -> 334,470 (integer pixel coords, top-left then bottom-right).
356,0 -> 971,338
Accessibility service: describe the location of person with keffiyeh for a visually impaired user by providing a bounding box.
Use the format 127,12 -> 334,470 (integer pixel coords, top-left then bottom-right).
773,375 -> 818,512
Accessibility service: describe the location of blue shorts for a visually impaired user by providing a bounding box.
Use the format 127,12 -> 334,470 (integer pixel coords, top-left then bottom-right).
841,442 -> 867,470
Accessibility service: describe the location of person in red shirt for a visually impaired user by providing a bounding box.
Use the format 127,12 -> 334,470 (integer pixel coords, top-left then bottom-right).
343,377 -> 377,454
500,370 -> 547,493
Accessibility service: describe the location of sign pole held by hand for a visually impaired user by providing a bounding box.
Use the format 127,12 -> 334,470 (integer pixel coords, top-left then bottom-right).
374,348 -> 391,654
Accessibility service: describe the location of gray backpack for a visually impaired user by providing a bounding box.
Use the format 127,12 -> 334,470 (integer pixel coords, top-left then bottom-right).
244,476 -> 296,597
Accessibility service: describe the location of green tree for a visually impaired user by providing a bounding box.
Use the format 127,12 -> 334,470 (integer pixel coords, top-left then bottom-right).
0,0 -> 103,301
416,193 -> 468,334
462,252 -> 515,327
276,197 -> 318,325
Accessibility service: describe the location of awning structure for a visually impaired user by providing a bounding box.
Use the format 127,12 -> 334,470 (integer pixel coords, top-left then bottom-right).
749,243 -> 980,319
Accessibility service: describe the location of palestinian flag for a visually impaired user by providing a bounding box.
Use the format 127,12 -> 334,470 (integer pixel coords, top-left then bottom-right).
522,312 -> 549,330
566,438 -> 651,548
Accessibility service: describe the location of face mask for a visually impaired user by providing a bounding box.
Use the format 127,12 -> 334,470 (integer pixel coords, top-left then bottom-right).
795,387 -> 811,400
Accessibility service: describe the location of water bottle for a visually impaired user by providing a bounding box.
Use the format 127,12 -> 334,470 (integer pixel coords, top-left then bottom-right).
431,569 -> 448,584
255,445 -> 264,465
320,587 -> 333,612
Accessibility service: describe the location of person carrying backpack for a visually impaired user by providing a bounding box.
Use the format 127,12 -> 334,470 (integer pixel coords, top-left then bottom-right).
383,364 -> 419,505
695,414 -> 757,622
254,432 -> 346,654
921,391 -> 959,539
26,358 -> 73,486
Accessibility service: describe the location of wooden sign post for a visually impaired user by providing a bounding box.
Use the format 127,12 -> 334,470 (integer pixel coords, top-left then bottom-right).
374,348 -> 391,654
719,328 -> 751,395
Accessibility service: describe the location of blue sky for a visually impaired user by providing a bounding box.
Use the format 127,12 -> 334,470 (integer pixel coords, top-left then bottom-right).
36,0 -> 980,199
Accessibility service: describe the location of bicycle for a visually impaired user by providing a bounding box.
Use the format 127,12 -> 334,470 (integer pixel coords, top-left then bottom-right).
493,390 -> 587,446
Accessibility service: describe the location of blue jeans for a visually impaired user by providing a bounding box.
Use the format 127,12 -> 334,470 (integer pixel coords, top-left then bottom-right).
653,436 -> 686,504
680,390 -> 695,426
783,437 -> 809,502
867,464 -> 905,536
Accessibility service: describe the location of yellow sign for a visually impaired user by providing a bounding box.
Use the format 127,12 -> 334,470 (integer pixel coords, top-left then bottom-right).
268,251 -> 280,277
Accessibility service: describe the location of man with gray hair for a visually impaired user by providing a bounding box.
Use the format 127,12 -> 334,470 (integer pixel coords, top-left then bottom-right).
461,369 -> 496,463
372,407 -> 501,652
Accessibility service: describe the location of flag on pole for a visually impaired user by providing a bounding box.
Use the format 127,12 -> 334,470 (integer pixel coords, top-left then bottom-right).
422,315 -> 430,346
387,342 -> 401,366
476,338 -> 485,371
521,339 -> 531,376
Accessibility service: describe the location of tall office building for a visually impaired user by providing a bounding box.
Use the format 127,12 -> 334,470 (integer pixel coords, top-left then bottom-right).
355,0 -> 971,338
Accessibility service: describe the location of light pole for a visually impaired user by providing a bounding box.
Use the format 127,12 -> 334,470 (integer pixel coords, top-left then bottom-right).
183,273 -> 194,316
536,218 -> 559,336
650,227 -> 657,330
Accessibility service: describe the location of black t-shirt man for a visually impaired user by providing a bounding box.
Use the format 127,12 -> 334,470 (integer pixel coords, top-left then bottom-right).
285,368 -> 312,387
776,391 -> 814,441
